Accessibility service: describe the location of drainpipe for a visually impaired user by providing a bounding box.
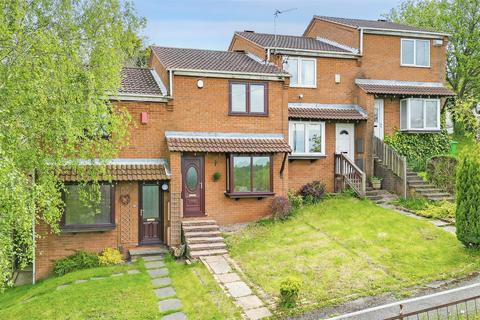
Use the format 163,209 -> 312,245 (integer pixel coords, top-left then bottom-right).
359,28 -> 364,55
266,48 -> 271,63
168,70 -> 174,97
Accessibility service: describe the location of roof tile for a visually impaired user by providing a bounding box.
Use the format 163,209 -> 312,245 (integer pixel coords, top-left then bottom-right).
59,163 -> 169,182
289,105 -> 367,120
119,67 -> 164,96
356,83 -> 455,96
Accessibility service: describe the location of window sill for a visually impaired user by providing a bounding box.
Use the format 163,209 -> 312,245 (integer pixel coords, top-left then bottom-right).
224,192 -> 275,199
289,154 -> 326,160
61,224 -> 116,233
400,129 -> 441,133
400,64 -> 431,68
289,85 -> 317,89
228,113 -> 268,117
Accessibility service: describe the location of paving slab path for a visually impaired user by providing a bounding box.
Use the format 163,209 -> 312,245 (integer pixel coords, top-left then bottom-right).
201,254 -> 272,320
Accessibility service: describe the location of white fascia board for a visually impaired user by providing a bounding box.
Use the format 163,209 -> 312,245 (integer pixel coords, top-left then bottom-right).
110,94 -> 171,102
270,48 -> 359,59
361,27 -> 449,39
171,69 -> 287,81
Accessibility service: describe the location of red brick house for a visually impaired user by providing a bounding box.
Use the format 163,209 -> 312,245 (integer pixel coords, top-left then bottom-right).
35,16 -> 455,280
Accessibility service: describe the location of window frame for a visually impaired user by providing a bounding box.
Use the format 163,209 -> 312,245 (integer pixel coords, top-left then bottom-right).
400,98 -> 441,132
225,154 -> 274,198
288,120 -> 326,156
61,182 -> 116,232
228,81 -> 268,116
401,38 -> 430,68
284,57 -> 317,88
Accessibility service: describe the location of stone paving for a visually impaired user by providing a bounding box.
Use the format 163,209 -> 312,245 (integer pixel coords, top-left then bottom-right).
56,268 -> 135,290
201,255 -> 272,320
144,254 -> 187,320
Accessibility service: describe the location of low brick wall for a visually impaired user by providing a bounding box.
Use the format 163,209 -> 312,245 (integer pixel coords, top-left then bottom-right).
373,160 -> 405,197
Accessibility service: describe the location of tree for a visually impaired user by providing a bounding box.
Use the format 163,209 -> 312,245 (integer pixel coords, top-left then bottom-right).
455,144 -> 480,246
385,0 -> 480,100
0,0 -> 145,288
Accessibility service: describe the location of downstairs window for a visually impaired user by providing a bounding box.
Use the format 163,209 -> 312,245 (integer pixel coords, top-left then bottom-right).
61,183 -> 115,231
226,154 -> 273,197
400,98 -> 440,131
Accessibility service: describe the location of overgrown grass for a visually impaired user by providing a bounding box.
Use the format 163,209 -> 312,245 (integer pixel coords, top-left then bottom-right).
452,134 -> 477,156
0,256 -> 241,320
392,197 -> 431,211
393,198 -> 456,223
226,196 -> 480,316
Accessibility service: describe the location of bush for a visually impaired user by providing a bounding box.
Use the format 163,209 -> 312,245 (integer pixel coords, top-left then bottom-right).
450,98 -> 479,137
53,251 -> 100,276
287,189 -> 303,209
418,201 -> 456,223
299,181 -> 326,204
98,248 -> 124,266
384,131 -> 450,171
426,155 -> 458,194
456,148 -> 480,247
279,276 -> 301,308
270,196 -> 293,220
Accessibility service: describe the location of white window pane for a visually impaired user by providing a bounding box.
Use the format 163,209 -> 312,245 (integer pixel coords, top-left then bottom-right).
293,123 -> 305,153
301,60 -> 315,86
286,59 -> 298,85
402,40 -> 414,65
307,124 -> 322,153
425,100 -> 438,128
416,40 -> 429,66
410,99 -> 424,129
250,84 -> 265,113
400,100 -> 408,130
231,84 -> 246,112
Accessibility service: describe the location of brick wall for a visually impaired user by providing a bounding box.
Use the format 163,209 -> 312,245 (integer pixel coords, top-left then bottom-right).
229,35 -> 267,60
303,18 -> 359,49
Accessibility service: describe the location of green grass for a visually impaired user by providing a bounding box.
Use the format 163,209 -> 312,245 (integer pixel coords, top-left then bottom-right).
0,256 -> 241,320
392,197 -> 431,211
226,196 -> 480,316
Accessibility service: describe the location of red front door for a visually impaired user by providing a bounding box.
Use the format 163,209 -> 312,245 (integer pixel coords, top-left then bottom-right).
182,155 -> 205,217
139,182 -> 163,244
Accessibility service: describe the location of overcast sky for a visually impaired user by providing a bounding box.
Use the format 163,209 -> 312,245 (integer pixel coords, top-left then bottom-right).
134,0 -> 402,50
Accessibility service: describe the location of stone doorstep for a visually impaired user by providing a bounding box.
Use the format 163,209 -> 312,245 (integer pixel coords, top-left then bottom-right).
244,307 -> 272,320
236,295 -> 264,310
224,281 -> 252,298
158,298 -> 182,312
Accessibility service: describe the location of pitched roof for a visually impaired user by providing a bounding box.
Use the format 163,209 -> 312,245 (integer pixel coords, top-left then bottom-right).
151,46 -> 286,75
119,67 -> 165,96
235,31 -> 351,53
59,159 -> 170,181
165,132 -> 291,153
289,104 -> 367,120
314,16 -> 440,34
355,79 -> 456,96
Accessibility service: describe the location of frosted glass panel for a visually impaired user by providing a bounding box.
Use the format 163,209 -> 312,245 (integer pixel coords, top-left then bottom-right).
142,185 -> 159,219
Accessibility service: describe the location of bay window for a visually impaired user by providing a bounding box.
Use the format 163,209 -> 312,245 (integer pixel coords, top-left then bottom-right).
229,81 -> 268,115
61,183 -> 115,231
401,39 -> 430,67
284,57 -> 316,87
400,98 -> 440,131
289,121 -> 325,156
226,154 -> 272,196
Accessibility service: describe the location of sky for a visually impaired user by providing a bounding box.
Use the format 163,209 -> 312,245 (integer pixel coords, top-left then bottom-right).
134,0 -> 403,50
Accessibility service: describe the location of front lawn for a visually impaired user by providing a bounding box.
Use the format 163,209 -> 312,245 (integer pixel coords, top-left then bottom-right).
226,196 -> 480,316
0,256 -> 241,320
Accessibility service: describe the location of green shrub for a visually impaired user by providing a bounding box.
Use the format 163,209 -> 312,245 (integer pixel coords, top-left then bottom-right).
426,155 -> 458,194
450,98 -> 479,137
279,276 -> 301,308
287,189 -> 303,209
98,248 -> 123,266
393,197 -> 431,211
418,201 -> 456,223
53,251 -> 100,276
384,131 -> 450,171
299,181 -> 326,204
456,147 -> 480,246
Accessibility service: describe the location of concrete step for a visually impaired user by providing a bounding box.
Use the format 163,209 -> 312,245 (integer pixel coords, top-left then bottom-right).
129,247 -> 168,257
408,182 -> 436,188
186,236 -> 225,244
428,196 -> 455,202
182,225 -> 219,233
367,195 -> 383,201
183,230 -> 221,238
407,177 -> 426,183
182,219 -> 217,226
189,249 -> 228,258
415,188 -> 444,193
422,192 -> 452,198
188,242 -> 227,251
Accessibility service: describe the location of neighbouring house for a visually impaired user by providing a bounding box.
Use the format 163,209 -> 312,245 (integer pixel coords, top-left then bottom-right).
34,16 -> 455,280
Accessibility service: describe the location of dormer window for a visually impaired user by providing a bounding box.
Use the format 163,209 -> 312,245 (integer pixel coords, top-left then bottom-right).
401,39 -> 430,67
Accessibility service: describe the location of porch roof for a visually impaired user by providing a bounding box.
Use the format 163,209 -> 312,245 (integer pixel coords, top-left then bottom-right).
165,131 -> 292,153
59,158 -> 170,181
355,79 -> 455,97
288,103 -> 367,120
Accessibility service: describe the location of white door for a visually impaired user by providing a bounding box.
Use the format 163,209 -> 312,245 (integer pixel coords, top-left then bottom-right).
374,99 -> 384,140
336,123 -> 355,160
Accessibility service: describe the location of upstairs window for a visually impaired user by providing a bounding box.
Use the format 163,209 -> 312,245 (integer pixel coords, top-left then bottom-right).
284,57 -> 316,88
401,39 -> 430,67
289,121 -> 325,155
400,98 -> 440,131
229,82 -> 268,115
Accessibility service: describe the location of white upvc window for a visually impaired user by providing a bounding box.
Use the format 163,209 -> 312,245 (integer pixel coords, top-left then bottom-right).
401,39 -> 430,67
400,98 -> 440,131
289,121 -> 325,155
284,57 -> 316,88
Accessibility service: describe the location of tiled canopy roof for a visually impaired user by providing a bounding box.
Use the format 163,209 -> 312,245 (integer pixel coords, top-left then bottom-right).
314,16 -> 441,33
119,67 -> 165,96
166,132 -> 292,153
235,31 -> 350,53
289,104 -> 367,120
151,46 -> 286,75
59,159 -> 170,181
355,79 -> 456,96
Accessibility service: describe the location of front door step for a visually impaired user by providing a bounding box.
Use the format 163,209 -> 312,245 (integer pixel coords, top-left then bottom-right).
182,219 -> 227,259
129,245 -> 168,259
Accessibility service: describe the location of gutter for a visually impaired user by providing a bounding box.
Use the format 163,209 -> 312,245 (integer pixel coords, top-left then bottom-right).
169,68 -> 288,81
359,26 -> 449,38
267,47 -> 359,59
109,94 -> 171,103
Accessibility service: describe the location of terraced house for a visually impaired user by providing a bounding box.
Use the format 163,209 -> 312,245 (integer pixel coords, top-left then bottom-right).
35,16 -> 455,280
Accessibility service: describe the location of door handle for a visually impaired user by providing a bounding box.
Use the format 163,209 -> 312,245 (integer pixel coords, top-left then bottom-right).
200,182 -> 203,189
140,209 -> 144,216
